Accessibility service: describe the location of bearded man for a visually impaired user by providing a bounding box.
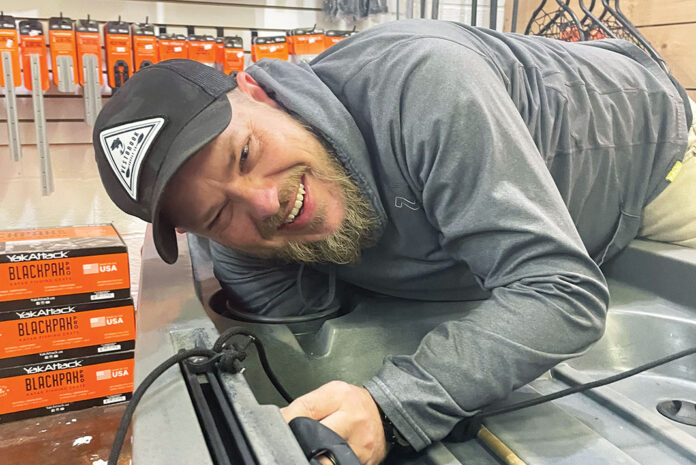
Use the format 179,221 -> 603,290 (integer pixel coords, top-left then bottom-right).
94,19 -> 695,465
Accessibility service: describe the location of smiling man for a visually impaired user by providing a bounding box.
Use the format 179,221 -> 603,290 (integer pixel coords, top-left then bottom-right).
161,85 -> 379,264
94,19 -> 694,465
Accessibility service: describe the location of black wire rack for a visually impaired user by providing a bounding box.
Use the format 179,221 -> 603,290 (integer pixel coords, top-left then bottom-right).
524,0 -> 667,72
525,0 -> 586,42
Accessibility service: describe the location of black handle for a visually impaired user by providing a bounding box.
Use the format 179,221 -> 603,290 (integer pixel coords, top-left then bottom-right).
289,417 -> 362,465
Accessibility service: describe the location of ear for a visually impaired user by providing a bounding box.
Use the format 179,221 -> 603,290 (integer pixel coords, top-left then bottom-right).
235,72 -> 280,109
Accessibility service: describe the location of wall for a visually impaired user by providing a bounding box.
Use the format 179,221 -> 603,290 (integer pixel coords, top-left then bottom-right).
1,1 -> 506,304
503,0 -> 696,101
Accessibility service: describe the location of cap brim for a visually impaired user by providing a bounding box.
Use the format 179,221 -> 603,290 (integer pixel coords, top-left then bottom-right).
150,95 -> 232,264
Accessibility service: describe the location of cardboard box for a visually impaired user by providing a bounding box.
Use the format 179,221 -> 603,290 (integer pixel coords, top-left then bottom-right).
0,350 -> 134,423
0,225 -> 131,311
0,299 -> 136,368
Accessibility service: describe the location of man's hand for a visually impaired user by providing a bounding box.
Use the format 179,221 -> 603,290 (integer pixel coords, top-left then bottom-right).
280,380 -> 388,465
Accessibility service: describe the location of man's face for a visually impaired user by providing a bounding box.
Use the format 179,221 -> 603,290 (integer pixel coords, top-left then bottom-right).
163,90 -> 377,263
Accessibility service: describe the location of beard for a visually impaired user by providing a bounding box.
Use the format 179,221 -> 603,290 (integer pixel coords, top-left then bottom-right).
255,131 -> 379,265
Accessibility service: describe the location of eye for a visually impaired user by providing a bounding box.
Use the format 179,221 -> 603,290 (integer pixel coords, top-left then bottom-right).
239,141 -> 250,170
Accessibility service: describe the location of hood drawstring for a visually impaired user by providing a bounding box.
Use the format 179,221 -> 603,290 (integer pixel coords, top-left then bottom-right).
296,263 -> 336,312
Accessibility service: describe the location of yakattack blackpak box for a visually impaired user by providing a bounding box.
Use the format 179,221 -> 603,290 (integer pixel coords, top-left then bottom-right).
0,350 -> 134,423
0,299 -> 136,368
0,225 -> 130,311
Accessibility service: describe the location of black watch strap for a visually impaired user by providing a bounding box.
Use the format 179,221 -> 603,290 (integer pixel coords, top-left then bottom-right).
376,403 -> 412,450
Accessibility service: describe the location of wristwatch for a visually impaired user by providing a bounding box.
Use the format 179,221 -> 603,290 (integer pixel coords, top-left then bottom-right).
376,403 -> 412,450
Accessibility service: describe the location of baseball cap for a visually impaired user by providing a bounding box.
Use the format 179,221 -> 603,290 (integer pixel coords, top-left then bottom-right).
93,59 -> 238,264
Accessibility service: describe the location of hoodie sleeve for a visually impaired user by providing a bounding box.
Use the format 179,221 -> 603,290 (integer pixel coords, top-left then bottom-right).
210,240 -> 342,316
362,41 -> 610,450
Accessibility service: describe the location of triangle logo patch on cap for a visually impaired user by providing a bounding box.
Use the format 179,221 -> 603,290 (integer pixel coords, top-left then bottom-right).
99,117 -> 165,200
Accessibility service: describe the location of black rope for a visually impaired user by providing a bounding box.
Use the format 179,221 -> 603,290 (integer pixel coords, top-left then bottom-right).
108,347 -> 216,465
108,328 -> 293,465
481,346 -> 696,418
450,345 -> 696,441
214,326 -> 294,403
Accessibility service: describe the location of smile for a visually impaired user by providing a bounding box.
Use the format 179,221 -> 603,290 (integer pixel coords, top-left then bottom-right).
284,182 -> 306,224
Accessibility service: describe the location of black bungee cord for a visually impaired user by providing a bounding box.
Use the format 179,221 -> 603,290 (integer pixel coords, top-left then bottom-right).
108,324 -> 696,463
107,326 -> 293,465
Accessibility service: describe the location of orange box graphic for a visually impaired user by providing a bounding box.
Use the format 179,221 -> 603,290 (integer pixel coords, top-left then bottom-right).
0,351 -> 133,423
0,225 -> 130,311
0,299 -> 135,368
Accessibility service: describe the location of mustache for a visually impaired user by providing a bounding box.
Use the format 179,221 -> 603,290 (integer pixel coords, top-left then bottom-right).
258,166 -> 307,239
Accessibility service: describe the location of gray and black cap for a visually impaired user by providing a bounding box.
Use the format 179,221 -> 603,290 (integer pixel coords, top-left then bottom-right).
93,59 -> 238,264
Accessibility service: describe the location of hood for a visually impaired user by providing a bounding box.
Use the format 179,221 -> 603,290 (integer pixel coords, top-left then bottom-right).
245,59 -> 387,243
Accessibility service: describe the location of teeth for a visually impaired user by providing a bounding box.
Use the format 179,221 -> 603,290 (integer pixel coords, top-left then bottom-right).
285,183 -> 305,224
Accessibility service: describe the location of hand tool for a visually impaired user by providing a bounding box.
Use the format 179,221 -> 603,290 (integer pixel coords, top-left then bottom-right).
0,12 -> 22,161
19,19 -> 53,195
76,15 -> 102,126
48,13 -> 77,92
132,17 -> 158,72
104,17 -> 133,89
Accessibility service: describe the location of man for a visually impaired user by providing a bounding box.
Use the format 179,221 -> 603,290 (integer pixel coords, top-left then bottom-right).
94,19 -> 694,465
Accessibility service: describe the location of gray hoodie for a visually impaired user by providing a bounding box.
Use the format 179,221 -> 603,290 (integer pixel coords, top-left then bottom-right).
210,20 -> 690,450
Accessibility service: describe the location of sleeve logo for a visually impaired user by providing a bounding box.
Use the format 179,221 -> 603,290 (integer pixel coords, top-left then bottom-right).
99,117 -> 165,200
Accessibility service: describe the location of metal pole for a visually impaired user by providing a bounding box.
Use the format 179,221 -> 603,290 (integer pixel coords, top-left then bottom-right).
489,0 -> 498,30
511,0 -> 519,32
471,0 -> 478,26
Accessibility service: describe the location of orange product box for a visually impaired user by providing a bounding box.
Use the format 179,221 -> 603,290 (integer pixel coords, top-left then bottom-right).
104,20 -> 133,89
324,29 -> 357,49
0,14 -> 22,87
188,34 -> 217,66
222,36 -> 244,75
0,298 -> 136,368
76,17 -> 104,86
251,36 -> 288,62
19,19 -> 50,91
0,224 -> 131,311
287,27 -> 326,56
158,33 -> 188,61
0,350 -> 133,423
132,21 -> 158,71
48,15 -> 79,87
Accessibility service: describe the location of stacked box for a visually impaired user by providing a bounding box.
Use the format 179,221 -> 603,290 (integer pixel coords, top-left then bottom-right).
0,351 -> 134,423
0,225 -> 135,422
0,225 -> 131,310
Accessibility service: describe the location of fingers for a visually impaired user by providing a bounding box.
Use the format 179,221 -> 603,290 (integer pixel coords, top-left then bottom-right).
281,380 -> 351,422
319,410 -> 352,440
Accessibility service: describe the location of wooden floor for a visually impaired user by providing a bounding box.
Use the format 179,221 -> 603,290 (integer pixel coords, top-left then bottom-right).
0,404 -> 131,465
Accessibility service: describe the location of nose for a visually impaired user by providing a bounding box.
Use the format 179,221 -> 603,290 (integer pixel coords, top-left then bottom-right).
230,179 -> 280,219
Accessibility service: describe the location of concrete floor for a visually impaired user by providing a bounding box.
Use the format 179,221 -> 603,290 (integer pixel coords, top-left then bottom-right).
0,404 -> 132,465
